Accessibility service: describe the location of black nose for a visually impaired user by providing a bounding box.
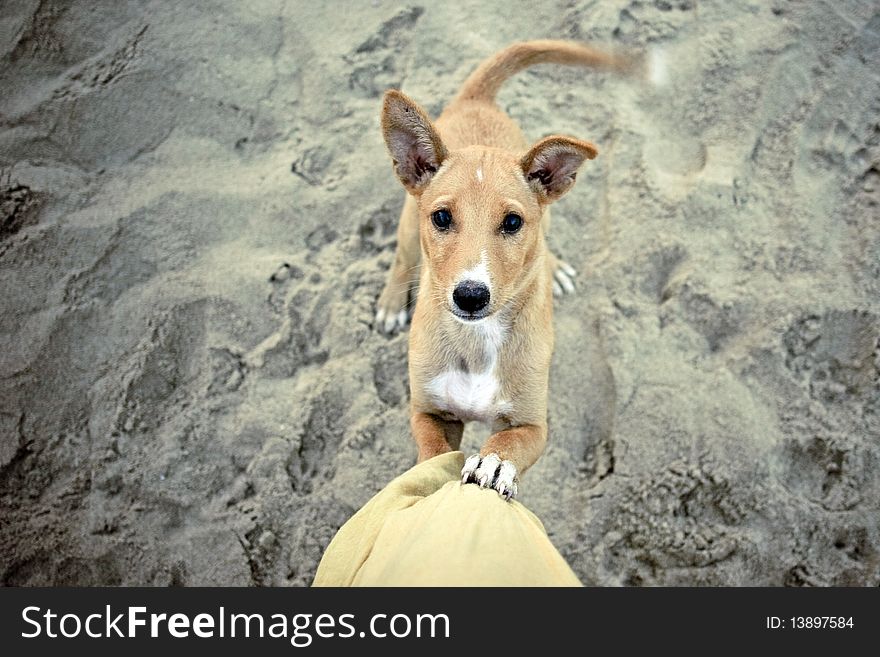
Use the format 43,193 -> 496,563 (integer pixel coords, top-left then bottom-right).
453,280 -> 490,314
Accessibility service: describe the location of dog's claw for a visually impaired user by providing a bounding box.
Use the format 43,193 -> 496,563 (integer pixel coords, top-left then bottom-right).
461,453 -> 518,501
551,258 -> 576,297
461,454 -> 481,483
497,480 -> 517,501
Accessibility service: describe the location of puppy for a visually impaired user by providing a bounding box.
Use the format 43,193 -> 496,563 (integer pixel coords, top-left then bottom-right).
375,40 -> 634,499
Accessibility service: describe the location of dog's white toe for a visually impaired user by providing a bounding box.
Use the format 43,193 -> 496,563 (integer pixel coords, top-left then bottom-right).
475,453 -> 501,488
461,453 -> 518,501
384,312 -> 396,333
495,460 -> 518,501
550,257 -> 576,297
461,453 -> 481,483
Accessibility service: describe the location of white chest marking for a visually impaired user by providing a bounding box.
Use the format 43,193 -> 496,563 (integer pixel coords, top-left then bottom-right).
428,369 -> 500,423
476,166 -> 483,183
426,316 -> 510,423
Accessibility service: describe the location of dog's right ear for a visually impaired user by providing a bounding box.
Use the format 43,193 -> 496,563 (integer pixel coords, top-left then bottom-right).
381,90 -> 447,194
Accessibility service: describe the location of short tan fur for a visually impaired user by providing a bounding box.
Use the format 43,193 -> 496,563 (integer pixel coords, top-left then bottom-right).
376,40 -> 634,499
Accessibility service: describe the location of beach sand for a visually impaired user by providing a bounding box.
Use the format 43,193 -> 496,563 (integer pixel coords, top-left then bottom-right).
1,0 -> 878,585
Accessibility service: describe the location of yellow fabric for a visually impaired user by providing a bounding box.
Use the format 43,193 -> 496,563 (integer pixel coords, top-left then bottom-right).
313,451 -> 581,586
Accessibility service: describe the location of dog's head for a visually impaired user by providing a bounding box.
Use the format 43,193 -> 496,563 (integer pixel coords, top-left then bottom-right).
381,90 -> 597,323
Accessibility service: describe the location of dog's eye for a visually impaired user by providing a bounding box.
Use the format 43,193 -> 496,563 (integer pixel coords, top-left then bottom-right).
431,209 -> 452,231
501,213 -> 523,234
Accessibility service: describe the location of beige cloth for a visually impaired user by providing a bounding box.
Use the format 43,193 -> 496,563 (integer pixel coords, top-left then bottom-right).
313,451 -> 581,586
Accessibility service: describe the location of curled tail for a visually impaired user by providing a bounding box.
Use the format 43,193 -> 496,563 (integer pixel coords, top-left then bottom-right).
455,39 -> 642,104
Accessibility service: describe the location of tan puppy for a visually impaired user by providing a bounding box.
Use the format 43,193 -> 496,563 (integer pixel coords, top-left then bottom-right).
376,40 -> 634,499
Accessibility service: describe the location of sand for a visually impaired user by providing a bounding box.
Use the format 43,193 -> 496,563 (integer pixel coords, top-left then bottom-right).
0,0 -> 878,586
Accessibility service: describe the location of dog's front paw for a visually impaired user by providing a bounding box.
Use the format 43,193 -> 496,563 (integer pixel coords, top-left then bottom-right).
461,453 -> 518,501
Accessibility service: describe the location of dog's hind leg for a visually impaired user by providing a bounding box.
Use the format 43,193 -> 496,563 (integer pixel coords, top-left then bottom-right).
376,194 -> 421,333
542,208 -> 577,296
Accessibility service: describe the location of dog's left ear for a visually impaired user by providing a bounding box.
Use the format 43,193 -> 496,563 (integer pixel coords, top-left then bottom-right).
381,90 -> 448,195
521,136 -> 598,202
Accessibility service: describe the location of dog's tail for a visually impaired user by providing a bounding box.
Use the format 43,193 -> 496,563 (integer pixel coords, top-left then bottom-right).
454,40 -> 644,104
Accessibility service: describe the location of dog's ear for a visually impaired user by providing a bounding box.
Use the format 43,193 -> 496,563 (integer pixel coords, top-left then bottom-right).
520,136 -> 598,202
381,90 -> 448,194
